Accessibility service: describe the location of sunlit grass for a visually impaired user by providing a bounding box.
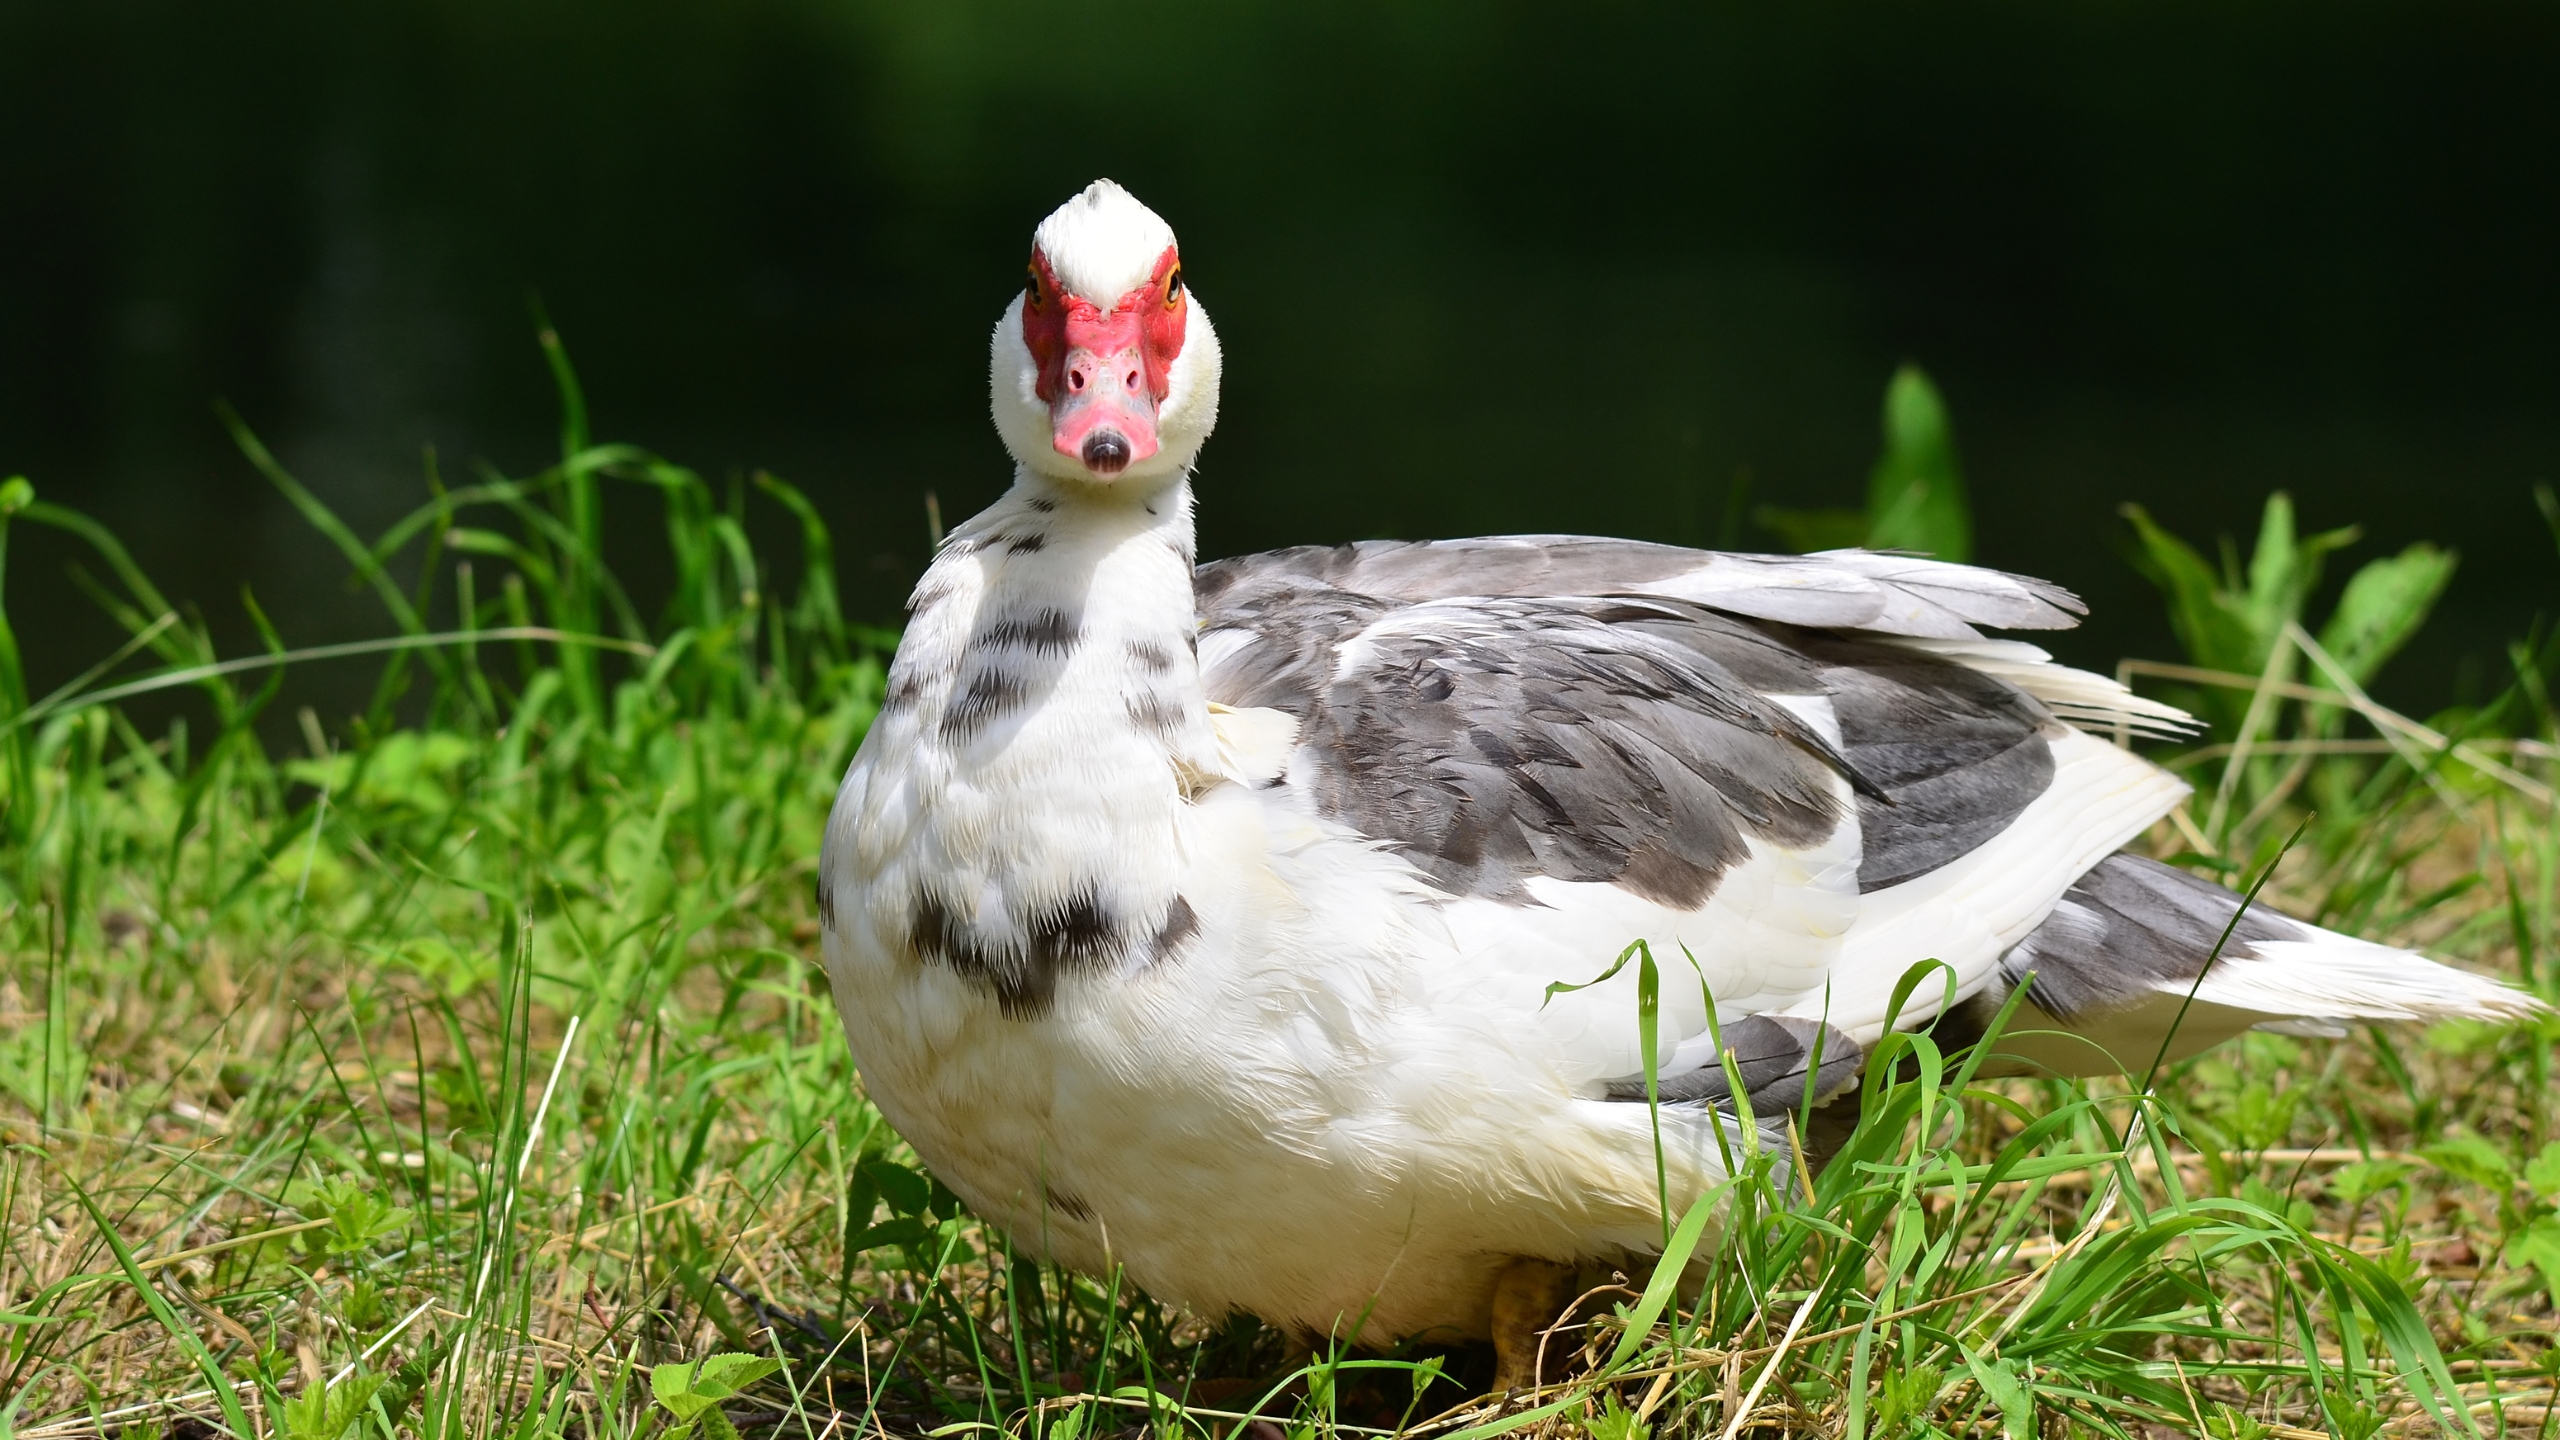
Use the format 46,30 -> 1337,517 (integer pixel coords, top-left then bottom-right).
0,359 -> 2553,1438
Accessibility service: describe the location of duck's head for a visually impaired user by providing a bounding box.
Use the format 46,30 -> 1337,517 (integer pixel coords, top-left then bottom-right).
991,180 -> 1223,489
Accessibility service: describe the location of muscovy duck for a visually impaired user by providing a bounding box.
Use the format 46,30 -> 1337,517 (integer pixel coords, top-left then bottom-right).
818,180 -> 2538,1386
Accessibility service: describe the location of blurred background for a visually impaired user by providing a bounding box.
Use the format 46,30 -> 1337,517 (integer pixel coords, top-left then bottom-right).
3,0 -> 2555,721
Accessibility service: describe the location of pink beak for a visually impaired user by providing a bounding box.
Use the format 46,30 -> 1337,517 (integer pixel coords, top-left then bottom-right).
1048,309 -> 1161,476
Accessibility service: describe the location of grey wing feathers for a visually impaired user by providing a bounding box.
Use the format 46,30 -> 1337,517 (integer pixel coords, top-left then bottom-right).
1793,631 -> 2058,892
1998,852 -> 2305,1020
1789,550 -> 2085,636
1195,536 -> 1703,610
1195,536 -> 2084,905
1189,573 -> 1389,719
1604,1015 -> 1864,1113
1195,538 -> 2084,642
1198,564 -> 2070,901
1288,596 -> 1861,907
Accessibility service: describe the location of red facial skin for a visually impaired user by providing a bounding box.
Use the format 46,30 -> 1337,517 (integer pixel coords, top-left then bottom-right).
1022,244 -> 1187,475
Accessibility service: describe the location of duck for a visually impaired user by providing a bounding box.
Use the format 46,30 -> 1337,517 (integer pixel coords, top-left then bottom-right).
817,179 -> 2541,1389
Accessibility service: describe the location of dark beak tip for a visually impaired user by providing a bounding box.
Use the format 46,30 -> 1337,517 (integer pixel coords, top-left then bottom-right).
1081,431 -> 1132,475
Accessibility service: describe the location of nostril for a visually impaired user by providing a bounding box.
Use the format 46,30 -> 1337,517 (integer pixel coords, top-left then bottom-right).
1125,370 -> 1140,390
1082,430 -> 1131,475
1068,369 -> 1085,392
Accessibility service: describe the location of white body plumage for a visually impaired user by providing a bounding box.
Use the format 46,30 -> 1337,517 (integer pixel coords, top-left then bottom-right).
823,481 -> 1719,1341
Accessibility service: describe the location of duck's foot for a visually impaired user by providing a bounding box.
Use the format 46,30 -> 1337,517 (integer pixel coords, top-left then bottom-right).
1488,1257 -> 1579,1395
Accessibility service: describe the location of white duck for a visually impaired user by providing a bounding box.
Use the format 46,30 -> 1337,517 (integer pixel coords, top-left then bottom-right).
819,179 -> 2539,1386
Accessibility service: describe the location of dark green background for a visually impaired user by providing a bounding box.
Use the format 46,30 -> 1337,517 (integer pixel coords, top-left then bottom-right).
5,0 -> 2555,717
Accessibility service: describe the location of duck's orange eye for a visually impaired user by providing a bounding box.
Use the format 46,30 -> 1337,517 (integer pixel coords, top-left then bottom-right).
1164,266 -> 1184,309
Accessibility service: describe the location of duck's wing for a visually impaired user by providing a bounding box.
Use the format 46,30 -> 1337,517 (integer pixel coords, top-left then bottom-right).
1195,542 -> 2191,1087
1209,590 -> 2070,906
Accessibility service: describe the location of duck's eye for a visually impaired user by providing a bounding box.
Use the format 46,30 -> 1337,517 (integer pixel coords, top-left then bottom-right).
1026,265 -> 1043,308
1164,267 -> 1184,309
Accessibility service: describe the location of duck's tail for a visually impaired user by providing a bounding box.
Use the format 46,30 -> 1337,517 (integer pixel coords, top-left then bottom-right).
1948,852 -> 2545,1078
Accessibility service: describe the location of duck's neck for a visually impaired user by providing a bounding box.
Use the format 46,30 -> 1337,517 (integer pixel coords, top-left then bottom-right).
867,470 -> 1215,1016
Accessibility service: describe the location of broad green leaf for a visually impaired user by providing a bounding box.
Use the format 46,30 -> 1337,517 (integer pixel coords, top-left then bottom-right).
1865,365 -> 1971,561
2121,503 -> 2261,678
2523,1142 -> 2560,1197
1958,1344 -> 2032,1440
278,1374 -> 387,1440
2120,492 -> 2366,704
2226,1080 -> 2300,1151
653,1362 -> 715,1419
2325,1159 -> 2414,1206
860,1154 -> 932,1217
1760,366 -> 1977,561
2322,1388 -> 2386,1440
2505,1217 -> 2560,1310
2421,1133 -> 2514,1190
2242,493 -> 2358,640
311,1177 -> 414,1257
2317,543 -> 2456,687
689,1352 -> 782,1399
653,1354 -> 768,1440
851,1215 -> 933,1253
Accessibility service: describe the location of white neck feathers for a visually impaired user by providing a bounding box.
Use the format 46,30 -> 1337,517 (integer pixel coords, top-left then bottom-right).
843,473 -> 1214,1017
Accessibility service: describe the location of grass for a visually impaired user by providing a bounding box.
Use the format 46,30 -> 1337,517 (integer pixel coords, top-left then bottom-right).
0,355 -> 2555,1439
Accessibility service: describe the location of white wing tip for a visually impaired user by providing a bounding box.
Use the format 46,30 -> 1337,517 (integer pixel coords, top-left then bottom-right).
2189,936 -> 2551,1026
1886,638 -> 2202,739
